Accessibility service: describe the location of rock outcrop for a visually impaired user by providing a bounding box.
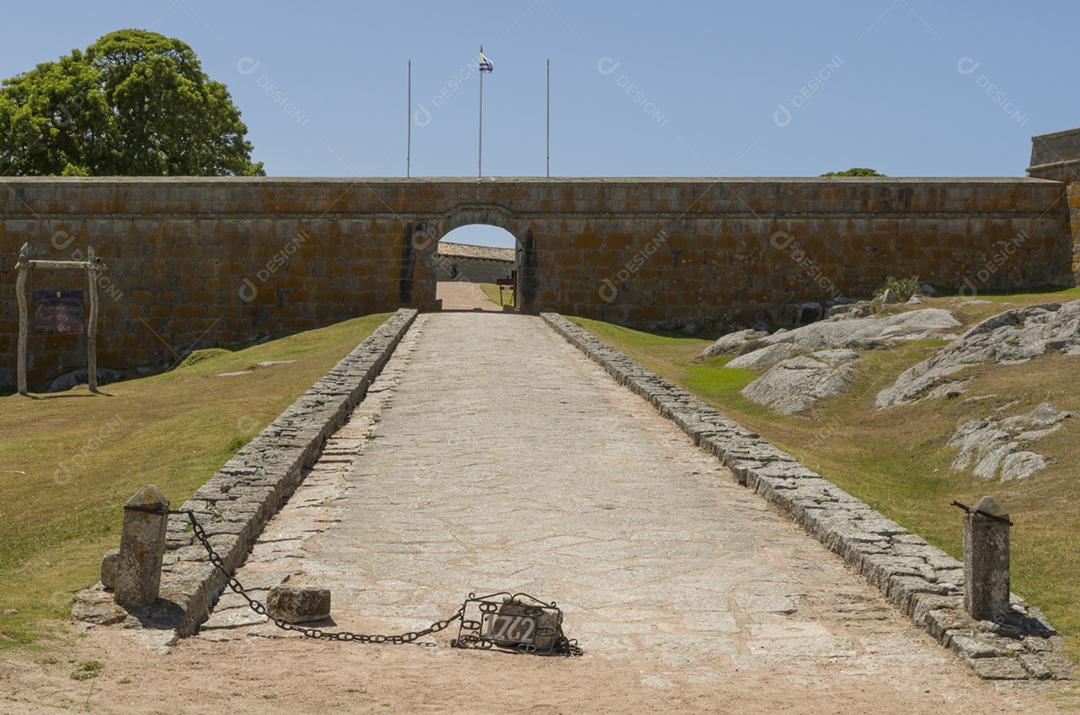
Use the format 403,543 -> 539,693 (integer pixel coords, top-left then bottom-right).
876,302 -> 1080,409
698,328 -> 767,358
948,403 -> 1071,481
727,308 -> 960,370
726,343 -> 795,369
741,349 -> 859,414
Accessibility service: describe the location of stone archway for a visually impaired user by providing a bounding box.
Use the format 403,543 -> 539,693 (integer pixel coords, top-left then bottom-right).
411,204 -> 534,313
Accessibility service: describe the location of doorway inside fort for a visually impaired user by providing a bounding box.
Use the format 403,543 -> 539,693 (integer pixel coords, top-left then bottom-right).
435,224 -> 520,312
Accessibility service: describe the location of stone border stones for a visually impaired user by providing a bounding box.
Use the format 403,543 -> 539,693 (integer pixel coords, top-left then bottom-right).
78,309 -> 417,636
541,313 -> 1072,682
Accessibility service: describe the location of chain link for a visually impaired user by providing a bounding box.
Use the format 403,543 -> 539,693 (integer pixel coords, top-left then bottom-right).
178,509 -> 464,645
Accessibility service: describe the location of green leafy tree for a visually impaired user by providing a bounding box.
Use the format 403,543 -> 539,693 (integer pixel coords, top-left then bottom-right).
820,167 -> 886,177
0,29 -> 263,176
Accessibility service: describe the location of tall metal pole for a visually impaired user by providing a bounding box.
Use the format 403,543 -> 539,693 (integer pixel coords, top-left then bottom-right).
407,60 -> 412,178
478,46 -> 484,178
546,58 -> 550,178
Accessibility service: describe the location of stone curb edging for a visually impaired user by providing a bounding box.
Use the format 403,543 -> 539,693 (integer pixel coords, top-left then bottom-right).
79,309 -> 418,636
541,312 -> 1072,682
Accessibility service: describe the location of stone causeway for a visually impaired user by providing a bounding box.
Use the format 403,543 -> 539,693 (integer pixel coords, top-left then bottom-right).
76,309 -> 1073,686
77,309 -> 417,635
541,312 -> 1072,681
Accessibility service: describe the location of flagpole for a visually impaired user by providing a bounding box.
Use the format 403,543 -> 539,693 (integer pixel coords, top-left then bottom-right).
478,45 -> 484,178
407,60 -> 412,178
546,58 -> 550,178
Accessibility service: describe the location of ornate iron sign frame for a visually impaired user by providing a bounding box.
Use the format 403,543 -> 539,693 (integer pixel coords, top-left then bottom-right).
451,592 -> 567,655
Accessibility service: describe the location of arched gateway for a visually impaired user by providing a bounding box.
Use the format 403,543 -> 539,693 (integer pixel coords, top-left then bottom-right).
0,175 -> 1072,387
409,204 -> 530,311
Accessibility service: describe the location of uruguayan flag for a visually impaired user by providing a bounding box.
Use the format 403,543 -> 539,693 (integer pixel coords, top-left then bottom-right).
479,50 -> 494,73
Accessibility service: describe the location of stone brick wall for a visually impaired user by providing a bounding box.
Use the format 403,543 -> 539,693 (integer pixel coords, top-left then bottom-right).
1066,183 -> 1080,280
0,176 -> 1072,387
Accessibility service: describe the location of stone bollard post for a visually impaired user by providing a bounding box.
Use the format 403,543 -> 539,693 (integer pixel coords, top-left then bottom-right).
114,485 -> 169,610
962,496 -> 1011,621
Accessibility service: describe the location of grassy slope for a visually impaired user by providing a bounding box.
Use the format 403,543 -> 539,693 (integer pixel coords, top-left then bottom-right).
478,282 -> 514,308
569,288 -> 1080,665
0,313 -> 389,649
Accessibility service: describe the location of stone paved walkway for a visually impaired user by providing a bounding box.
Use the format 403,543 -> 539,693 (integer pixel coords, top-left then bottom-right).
173,312 -> 1053,712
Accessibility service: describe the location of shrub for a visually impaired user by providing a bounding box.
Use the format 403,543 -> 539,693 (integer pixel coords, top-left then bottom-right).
875,275 -> 921,302
821,168 -> 886,177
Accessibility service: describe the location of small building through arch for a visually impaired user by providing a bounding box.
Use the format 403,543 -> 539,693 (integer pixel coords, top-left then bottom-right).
436,224 -> 519,311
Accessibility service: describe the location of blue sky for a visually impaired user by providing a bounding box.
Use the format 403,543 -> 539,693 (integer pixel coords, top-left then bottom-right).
3,0 -> 1078,247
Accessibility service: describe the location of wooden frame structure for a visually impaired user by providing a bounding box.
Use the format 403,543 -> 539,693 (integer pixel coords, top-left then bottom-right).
15,242 -> 104,396
495,270 -> 517,308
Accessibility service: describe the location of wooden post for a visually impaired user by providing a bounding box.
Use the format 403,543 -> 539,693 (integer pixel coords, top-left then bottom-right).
86,247 -> 99,393
15,243 -> 29,396
12,243 -> 106,395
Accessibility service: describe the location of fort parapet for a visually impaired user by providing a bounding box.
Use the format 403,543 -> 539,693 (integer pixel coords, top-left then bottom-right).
1,164 -> 1075,388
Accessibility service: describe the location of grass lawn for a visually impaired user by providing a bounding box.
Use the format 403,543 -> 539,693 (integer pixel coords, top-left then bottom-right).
569,290 -> 1080,668
0,313 -> 390,649
478,282 -> 514,308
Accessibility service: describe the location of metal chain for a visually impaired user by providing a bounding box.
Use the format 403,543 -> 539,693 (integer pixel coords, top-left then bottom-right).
558,638 -> 584,657
176,509 -> 464,645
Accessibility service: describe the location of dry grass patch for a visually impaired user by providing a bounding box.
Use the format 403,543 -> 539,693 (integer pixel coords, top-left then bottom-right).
0,313 -> 390,649
478,282 -> 514,308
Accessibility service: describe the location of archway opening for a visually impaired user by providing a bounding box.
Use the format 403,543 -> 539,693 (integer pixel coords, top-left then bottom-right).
436,224 -> 519,312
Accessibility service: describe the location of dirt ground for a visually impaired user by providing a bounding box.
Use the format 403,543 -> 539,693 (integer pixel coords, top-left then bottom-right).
0,623 -> 1067,714
436,281 -> 502,311
2,311 -> 1074,714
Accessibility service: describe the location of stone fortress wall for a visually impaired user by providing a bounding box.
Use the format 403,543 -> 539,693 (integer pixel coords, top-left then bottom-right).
1027,127 -> 1080,277
1,130 -> 1078,388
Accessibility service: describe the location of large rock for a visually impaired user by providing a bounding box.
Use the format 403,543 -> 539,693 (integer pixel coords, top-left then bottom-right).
698,328 -> 767,358
726,308 -> 960,370
828,301 -> 872,318
741,349 -> 859,414
100,549 -> 120,591
72,586 -> 128,626
726,343 -> 795,369
267,583 -> 331,624
948,402 -> 1071,481
876,302 -> 1080,409
766,308 -> 961,351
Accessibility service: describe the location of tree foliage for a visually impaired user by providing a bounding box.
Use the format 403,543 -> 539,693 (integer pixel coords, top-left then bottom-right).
820,167 -> 886,177
0,29 -> 263,176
